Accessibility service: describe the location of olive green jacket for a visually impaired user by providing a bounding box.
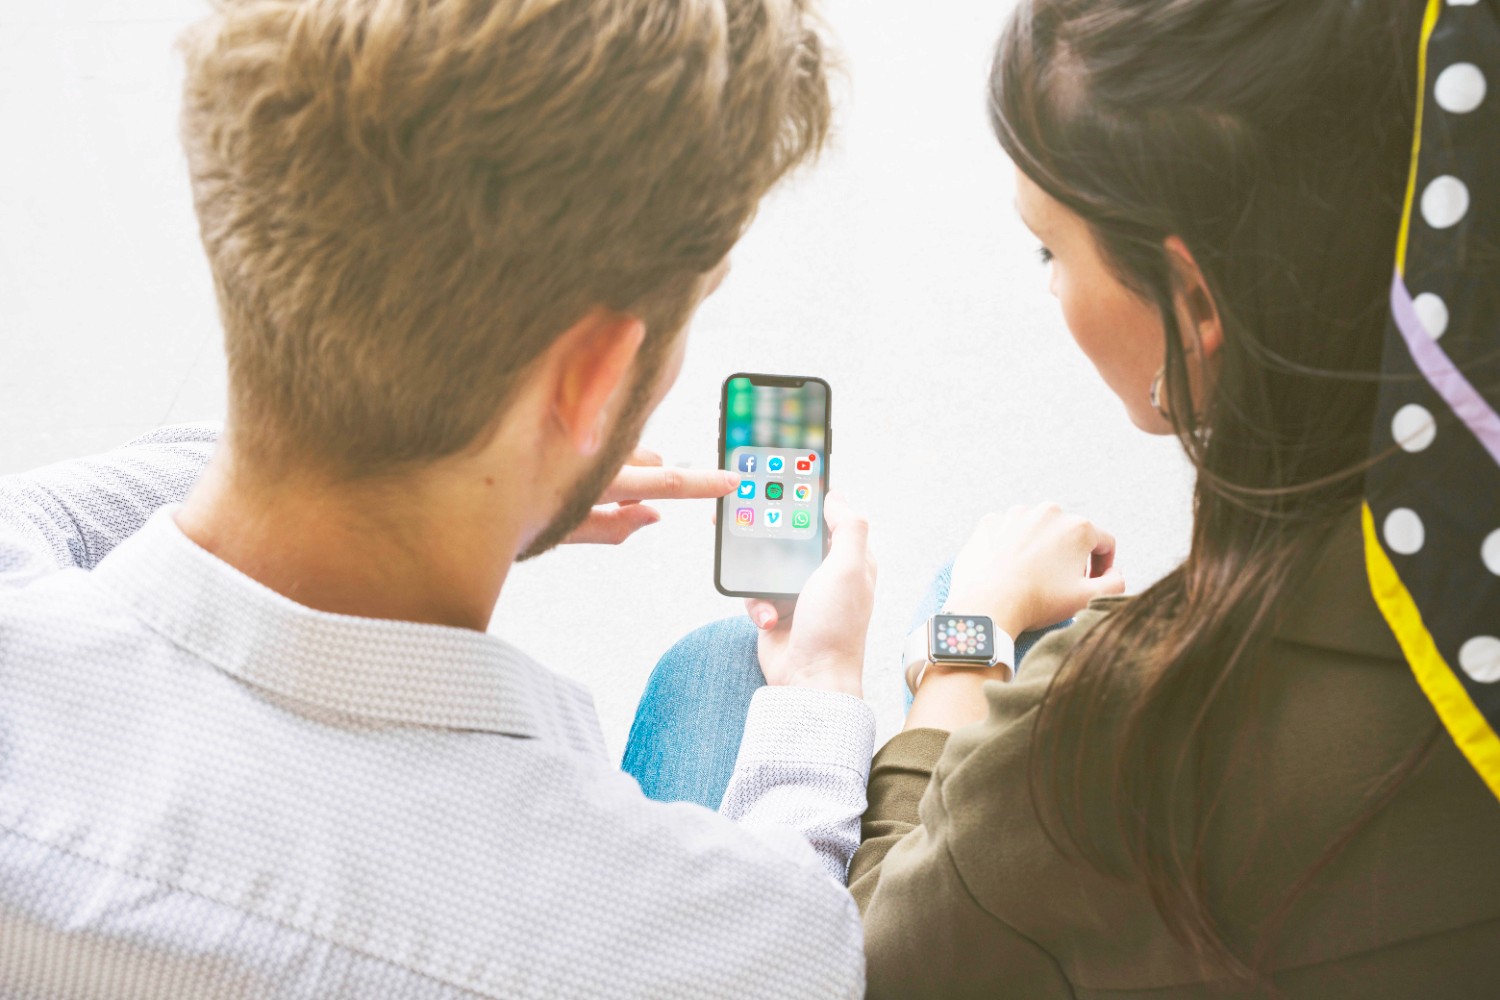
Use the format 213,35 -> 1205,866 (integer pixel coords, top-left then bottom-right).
851,511 -> 1500,998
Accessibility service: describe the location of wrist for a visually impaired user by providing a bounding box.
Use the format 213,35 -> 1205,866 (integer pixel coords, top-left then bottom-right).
905,657 -> 1011,697
779,657 -> 864,698
903,665 -> 1007,732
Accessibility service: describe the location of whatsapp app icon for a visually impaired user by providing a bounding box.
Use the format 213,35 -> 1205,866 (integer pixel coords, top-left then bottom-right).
791,510 -> 812,530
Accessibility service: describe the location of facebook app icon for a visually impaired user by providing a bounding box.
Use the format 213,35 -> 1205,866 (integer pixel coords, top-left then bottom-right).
738,454 -> 757,473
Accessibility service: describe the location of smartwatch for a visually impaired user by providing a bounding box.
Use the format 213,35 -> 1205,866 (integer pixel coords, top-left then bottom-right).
902,614 -> 1016,694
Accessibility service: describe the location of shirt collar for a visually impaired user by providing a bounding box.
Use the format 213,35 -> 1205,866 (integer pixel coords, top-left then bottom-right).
91,509 -> 555,738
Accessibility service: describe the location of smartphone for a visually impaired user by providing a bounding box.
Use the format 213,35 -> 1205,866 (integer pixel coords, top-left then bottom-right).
715,373 -> 831,599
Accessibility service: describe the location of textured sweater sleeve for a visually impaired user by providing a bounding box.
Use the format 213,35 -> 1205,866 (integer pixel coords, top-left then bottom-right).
718,686 -> 876,884
0,424 -> 219,587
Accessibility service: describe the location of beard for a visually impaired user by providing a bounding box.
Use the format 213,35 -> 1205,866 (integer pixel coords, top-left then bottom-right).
515,358 -> 660,563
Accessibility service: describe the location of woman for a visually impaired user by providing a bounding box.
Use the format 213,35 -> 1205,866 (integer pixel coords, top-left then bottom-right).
628,0 -> 1500,994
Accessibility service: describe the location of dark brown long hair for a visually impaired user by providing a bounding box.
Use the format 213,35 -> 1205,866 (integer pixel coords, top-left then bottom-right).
990,0 -> 1434,983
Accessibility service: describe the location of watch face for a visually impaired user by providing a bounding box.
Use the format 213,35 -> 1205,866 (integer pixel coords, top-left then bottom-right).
930,615 -> 995,663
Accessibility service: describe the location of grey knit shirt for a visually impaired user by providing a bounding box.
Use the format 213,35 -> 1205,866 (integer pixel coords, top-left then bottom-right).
0,426 -> 875,999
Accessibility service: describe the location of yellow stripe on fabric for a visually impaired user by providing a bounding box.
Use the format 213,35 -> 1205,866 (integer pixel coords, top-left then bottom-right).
1396,0 -> 1443,276
1362,504 -> 1500,799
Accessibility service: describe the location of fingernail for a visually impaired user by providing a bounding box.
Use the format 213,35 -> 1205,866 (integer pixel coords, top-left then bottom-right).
755,610 -> 773,628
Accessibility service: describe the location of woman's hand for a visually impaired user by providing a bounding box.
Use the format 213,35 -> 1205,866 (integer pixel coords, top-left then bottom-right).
943,504 -> 1125,638
745,493 -> 876,698
562,448 -> 738,545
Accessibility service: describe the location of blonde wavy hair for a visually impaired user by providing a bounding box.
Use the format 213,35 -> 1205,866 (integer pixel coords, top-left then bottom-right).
180,0 -> 831,474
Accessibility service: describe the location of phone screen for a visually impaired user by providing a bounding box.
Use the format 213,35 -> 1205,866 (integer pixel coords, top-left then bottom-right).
716,374 -> 830,597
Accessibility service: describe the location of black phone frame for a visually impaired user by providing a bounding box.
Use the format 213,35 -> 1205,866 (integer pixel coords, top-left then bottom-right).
713,371 -> 833,600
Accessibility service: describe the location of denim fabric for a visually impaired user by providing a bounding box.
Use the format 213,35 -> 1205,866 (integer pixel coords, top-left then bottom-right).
623,561 -> 1073,809
622,616 -> 766,810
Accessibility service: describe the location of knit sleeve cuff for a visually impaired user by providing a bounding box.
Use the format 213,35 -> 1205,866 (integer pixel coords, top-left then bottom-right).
735,686 -> 876,775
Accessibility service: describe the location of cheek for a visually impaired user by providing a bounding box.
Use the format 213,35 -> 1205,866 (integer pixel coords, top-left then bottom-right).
1054,265 -> 1165,421
1055,266 -> 1122,368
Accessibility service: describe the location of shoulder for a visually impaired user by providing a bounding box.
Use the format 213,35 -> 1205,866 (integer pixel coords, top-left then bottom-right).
558,767 -> 867,997
385,746 -> 867,998
3,639 -> 864,999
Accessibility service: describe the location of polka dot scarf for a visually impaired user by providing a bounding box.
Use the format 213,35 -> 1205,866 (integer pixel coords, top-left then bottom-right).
1364,0 -> 1500,800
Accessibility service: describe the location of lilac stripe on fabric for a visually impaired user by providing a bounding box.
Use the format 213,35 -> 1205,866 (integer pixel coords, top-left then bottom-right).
1391,273 -> 1500,467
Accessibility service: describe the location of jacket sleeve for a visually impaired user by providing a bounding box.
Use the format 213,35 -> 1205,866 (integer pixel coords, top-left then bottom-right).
0,424 -> 219,588
850,716 -> 1076,999
848,726 -> 948,892
848,609 -> 1125,999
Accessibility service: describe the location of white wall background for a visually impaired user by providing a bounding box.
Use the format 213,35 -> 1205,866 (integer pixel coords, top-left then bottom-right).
0,0 -> 1195,755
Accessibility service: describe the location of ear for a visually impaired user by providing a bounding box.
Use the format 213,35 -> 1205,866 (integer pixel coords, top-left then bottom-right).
550,307 -> 646,456
1164,235 -> 1223,364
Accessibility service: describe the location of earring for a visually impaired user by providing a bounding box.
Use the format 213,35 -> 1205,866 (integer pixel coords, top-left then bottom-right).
1149,366 -> 1170,420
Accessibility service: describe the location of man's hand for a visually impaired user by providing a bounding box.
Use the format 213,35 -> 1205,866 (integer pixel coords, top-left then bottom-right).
745,493 -> 876,698
944,503 -> 1125,638
562,448 -> 738,546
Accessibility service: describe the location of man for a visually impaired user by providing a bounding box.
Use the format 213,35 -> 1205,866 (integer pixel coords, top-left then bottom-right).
0,1 -> 878,996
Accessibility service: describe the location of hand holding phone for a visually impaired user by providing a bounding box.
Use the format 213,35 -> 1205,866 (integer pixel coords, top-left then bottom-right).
748,492 -> 876,699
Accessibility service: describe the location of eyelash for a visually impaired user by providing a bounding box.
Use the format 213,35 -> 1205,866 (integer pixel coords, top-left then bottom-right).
1036,246 -> 1054,265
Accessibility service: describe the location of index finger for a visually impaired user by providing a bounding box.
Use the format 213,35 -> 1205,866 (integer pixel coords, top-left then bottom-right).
599,466 -> 739,504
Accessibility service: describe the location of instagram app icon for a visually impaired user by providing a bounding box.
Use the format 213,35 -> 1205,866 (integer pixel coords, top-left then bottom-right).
735,508 -> 755,527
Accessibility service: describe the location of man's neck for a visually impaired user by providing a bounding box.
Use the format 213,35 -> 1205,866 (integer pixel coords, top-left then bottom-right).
175,443 -> 522,632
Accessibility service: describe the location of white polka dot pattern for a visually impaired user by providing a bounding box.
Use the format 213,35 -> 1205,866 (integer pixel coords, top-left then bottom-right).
1384,507 -> 1426,555
1412,292 -> 1450,338
1392,403 -> 1438,452
1459,636 -> 1500,684
1421,175 -> 1470,229
1435,62 -> 1487,114
1483,528 -> 1500,576
0,428 -> 871,999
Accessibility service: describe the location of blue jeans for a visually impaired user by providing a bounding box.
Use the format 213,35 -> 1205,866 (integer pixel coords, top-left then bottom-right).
621,562 -> 1072,810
